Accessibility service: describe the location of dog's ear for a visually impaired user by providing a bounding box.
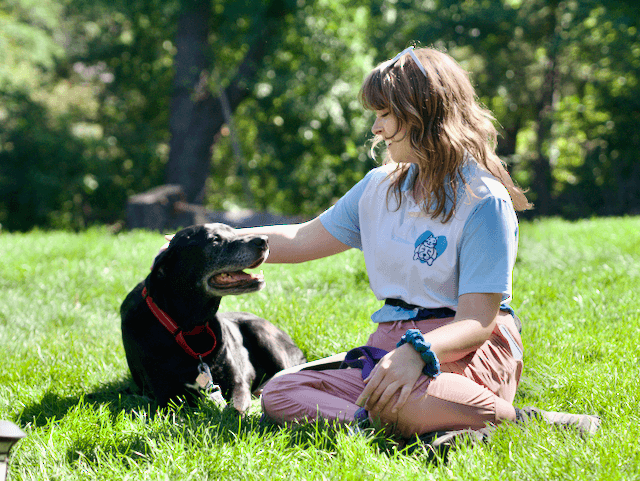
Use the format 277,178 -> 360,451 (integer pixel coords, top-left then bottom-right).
151,247 -> 171,280
144,247 -> 173,299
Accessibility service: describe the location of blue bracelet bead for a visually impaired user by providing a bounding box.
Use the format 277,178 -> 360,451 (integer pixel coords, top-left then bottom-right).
396,328 -> 441,378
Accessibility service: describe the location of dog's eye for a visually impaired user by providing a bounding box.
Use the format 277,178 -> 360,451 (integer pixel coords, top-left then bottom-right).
211,234 -> 222,243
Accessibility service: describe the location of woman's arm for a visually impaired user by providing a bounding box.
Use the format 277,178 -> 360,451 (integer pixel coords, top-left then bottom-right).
420,292 -> 501,363
159,217 -> 351,264
355,292 -> 502,416
235,217 -> 351,264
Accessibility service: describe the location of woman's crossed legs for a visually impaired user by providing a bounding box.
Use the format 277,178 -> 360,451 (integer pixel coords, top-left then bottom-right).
261,312 -> 523,438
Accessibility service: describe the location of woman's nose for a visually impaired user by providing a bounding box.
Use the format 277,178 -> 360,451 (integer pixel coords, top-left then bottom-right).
371,118 -> 382,135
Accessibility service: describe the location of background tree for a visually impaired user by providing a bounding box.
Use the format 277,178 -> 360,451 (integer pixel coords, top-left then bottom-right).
1,0 -> 639,231
207,0 -> 380,215
394,0 -> 640,218
1,0 -> 178,229
165,0 -> 295,204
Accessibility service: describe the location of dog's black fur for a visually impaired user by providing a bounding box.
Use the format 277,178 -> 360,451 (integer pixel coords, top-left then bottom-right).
120,223 -> 307,412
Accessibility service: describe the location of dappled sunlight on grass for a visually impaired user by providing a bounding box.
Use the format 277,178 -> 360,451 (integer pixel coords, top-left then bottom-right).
1,219 -> 639,479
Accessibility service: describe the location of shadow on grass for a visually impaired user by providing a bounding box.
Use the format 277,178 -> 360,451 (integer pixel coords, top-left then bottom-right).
249,415 -> 447,466
16,377 -> 444,467
16,376 -> 158,428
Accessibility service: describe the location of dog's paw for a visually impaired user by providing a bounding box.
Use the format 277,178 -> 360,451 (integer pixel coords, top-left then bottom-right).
231,389 -> 252,415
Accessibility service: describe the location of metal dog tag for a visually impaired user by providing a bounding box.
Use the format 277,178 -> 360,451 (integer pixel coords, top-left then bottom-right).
196,361 -> 226,407
207,385 -> 226,407
196,361 -> 214,390
195,372 -> 212,390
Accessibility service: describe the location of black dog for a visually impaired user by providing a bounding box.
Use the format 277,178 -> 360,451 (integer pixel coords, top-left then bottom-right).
120,223 -> 307,413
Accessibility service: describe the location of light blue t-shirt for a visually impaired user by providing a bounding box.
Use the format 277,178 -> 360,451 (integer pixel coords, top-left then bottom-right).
319,162 -> 519,323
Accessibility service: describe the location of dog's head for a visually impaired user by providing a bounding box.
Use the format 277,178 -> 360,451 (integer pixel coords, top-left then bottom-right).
150,223 -> 269,304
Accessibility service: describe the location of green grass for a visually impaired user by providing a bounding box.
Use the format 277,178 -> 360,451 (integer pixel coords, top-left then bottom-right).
1,217 -> 639,480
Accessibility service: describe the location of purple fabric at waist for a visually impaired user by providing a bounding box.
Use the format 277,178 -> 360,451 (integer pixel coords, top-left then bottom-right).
339,345 -> 389,380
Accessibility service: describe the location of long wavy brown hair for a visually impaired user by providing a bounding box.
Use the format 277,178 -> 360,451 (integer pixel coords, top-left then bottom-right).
359,46 -> 532,222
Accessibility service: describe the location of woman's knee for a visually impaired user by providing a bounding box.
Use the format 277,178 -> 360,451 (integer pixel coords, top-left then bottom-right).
372,374 -> 502,437
261,374 -> 298,414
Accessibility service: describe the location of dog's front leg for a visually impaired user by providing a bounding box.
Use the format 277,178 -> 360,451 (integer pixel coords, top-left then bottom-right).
230,382 -> 252,414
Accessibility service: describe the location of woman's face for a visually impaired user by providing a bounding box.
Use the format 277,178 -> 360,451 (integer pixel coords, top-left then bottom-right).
371,109 -> 418,163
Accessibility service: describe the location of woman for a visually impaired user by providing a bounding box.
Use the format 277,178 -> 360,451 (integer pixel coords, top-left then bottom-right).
234,46 -> 598,439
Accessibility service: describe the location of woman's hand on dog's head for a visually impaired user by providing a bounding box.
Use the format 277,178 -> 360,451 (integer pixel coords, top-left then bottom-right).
162,234 -> 174,250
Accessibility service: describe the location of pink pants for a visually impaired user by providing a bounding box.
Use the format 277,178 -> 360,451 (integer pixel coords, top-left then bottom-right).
261,311 -> 524,438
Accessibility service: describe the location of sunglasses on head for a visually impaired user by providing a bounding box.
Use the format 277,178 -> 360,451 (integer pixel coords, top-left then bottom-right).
382,46 -> 427,77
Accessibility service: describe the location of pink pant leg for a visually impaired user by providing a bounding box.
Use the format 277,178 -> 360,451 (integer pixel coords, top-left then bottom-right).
261,368 -> 366,424
372,371 -> 517,438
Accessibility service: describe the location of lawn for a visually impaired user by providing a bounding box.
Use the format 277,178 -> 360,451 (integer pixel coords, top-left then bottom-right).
1,217 -> 639,480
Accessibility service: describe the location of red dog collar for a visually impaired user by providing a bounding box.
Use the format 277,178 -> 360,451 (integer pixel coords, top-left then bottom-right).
142,287 -> 217,359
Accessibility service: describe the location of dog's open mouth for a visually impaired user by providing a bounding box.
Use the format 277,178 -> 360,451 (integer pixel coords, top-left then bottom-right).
207,254 -> 267,291
208,269 -> 264,289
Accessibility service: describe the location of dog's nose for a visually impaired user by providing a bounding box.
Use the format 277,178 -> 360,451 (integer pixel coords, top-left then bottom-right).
249,235 -> 268,249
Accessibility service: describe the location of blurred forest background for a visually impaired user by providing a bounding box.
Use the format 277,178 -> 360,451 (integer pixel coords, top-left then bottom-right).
1,0 -> 638,231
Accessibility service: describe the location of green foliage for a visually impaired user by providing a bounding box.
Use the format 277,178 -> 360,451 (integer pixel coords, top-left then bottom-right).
432,0 -> 640,217
0,0 -> 175,230
207,0 -> 380,215
0,0 -> 65,89
1,0 -> 639,229
1,218 -> 640,478
208,0 -> 640,218
553,1 -> 640,217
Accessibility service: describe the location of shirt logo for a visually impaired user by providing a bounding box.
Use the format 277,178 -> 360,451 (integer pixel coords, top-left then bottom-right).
414,231 -> 447,266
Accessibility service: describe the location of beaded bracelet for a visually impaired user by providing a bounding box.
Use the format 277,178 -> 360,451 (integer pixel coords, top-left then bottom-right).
396,328 -> 441,378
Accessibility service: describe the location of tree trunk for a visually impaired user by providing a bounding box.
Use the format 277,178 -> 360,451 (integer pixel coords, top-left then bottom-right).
497,117 -> 521,158
165,0 -> 290,204
531,1 -> 560,216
